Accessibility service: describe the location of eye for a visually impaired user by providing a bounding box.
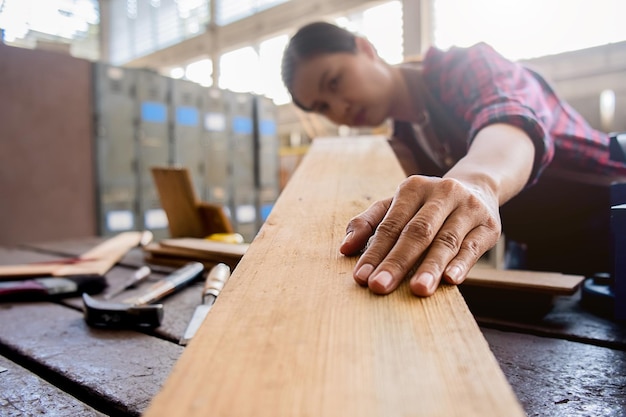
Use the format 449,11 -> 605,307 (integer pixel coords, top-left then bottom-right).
328,76 -> 340,92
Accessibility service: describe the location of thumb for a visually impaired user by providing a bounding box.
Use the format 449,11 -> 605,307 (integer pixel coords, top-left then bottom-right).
340,198 -> 392,255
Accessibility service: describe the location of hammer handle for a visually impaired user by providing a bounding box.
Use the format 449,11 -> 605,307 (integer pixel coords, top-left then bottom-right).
131,262 -> 204,306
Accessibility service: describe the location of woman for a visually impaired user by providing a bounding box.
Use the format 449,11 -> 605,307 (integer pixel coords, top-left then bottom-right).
281,21 -> 626,297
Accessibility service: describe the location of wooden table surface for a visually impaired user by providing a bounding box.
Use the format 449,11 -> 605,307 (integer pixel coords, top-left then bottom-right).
0,237 -> 625,416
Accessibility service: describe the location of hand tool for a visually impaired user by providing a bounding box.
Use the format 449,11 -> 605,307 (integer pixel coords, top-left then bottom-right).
0,274 -> 106,301
104,266 -> 152,300
82,261 -> 205,328
179,263 -> 231,345
123,262 -> 204,305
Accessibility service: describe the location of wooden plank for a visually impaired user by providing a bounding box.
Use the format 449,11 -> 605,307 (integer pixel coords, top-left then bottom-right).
157,238 -> 248,259
144,136 -> 525,417
0,232 -> 144,279
465,265 -> 584,295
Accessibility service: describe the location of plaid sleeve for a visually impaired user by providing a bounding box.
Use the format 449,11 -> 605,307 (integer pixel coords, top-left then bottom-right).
424,43 -> 555,186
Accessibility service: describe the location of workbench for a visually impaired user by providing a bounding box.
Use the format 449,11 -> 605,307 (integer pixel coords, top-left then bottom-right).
1,233 -> 624,416
2,138 -> 626,416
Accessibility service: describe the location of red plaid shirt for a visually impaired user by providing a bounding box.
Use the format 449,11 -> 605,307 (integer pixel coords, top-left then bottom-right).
421,42 -> 626,185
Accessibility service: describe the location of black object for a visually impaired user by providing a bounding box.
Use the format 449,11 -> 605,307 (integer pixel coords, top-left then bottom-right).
82,262 -> 205,329
0,275 -> 106,301
608,132 -> 626,162
580,132 -> 626,320
82,294 -> 164,328
580,273 -> 615,318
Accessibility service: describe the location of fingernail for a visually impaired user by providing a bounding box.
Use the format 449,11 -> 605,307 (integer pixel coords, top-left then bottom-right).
355,264 -> 374,281
341,231 -> 354,246
416,272 -> 436,293
446,265 -> 463,284
371,271 -> 393,290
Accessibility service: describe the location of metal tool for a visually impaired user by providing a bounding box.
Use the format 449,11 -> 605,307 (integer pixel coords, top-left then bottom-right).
104,266 -> 152,300
82,262 -> 205,328
0,274 -> 106,300
123,262 -> 204,305
180,263 -> 231,345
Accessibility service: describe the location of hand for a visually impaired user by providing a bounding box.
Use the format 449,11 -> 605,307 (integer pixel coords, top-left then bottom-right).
339,175 -> 502,296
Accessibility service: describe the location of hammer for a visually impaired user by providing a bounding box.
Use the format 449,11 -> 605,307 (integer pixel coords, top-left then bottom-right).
82,262 -> 205,328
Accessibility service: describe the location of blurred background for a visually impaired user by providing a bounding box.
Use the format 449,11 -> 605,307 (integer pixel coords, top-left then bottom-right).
1,0 -> 625,244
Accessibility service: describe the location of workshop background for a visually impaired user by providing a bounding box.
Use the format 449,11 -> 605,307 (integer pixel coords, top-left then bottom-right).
1,0 -> 625,246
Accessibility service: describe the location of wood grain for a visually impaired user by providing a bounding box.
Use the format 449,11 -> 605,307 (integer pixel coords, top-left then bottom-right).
143,136 -> 525,417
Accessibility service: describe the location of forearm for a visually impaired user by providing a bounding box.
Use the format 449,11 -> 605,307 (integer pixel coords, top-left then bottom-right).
444,123 -> 535,205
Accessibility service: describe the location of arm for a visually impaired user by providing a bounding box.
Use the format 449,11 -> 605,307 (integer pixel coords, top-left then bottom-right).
340,123 -> 534,296
446,123 -> 534,206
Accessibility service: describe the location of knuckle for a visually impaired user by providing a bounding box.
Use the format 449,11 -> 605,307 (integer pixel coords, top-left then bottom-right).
346,216 -> 370,233
350,199 -> 393,233
433,230 -> 461,251
465,194 -> 482,210
397,175 -> 427,194
485,216 -> 500,232
460,237 -> 483,259
375,218 -> 405,238
402,218 -> 436,242
439,177 -> 461,192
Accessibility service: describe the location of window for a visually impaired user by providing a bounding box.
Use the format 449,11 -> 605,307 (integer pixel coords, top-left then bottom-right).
109,0 -> 209,65
184,58 -> 213,87
433,0 -> 626,60
360,1 -> 403,65
216,0 -> 291,26
0,0 -> 99,60
218,46 -> 261,93
259,34 -> 290,104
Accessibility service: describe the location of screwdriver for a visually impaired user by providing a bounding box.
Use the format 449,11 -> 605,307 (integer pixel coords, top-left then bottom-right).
104,266 -> 152,300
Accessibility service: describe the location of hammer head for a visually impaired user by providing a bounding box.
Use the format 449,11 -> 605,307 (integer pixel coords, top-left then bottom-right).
82,293 -> 163,328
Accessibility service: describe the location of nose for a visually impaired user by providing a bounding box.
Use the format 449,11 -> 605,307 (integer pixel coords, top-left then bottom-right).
328,97 -> 350,124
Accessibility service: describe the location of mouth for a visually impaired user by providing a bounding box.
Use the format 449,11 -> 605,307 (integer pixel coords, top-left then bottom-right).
351,108 -> 367,126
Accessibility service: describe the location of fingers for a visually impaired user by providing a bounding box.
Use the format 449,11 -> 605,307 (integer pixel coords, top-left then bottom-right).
361,199 -> 450,294
344,176 -> 501,297
409,225 -> 499,296
339,198 -> 392,256
354,177 -> 443,293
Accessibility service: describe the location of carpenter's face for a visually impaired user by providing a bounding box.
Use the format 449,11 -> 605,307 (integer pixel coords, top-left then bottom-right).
290,39 -> 395,127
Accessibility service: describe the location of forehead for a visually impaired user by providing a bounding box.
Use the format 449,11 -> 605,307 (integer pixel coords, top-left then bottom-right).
290,53 -> 349,108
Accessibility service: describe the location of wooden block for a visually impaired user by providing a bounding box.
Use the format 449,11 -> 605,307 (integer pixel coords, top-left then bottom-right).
151,166 -> 206,238
465,265 -> 584,295
158,238 -> 248,259
143,136 -> 525,417
143,241 -> 242,270
197,202 -> 234,235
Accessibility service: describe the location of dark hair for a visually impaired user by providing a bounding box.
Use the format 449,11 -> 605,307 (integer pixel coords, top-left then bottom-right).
281,22 -> 357,110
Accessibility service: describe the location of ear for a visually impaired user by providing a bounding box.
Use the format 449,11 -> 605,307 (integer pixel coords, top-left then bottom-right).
355,36 -> 378,60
